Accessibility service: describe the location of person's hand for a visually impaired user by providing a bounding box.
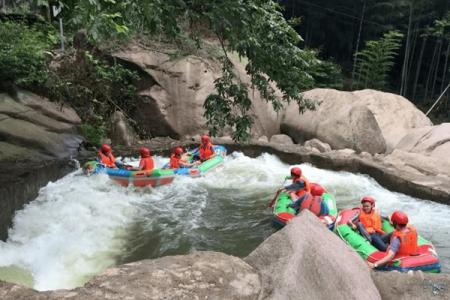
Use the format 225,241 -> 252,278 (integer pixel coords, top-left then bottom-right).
367,262 -> 377,269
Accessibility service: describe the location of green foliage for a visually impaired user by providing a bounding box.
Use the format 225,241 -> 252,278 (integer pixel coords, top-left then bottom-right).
47,51 -> 139,139
307,51 -> 344,89
81,123 -> 106,146
204,59 -> 253,141
60,0 -> 319,141
426,12 -> 450,39
0,21 -> 56,87
354,30 -> 404,90
47,52 -> 139,139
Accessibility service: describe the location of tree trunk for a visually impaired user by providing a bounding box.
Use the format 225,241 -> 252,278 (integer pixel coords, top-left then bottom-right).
400,2 -> 414,96
430,40 -> 443,102
351,0 -> 366,90
405,22 -> 419,98
412,36 -> 427,103
423,39 -> 439,104
440,42 -> 450,93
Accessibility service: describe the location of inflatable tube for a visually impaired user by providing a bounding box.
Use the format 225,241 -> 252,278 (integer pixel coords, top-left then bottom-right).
335,208 -> 441,273
171,145 -> 227,177
82,162 -> 176,187
82,145 -> 227,187
271,185 -> 338,230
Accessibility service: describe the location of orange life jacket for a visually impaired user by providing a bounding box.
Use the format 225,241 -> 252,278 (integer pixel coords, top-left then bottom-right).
169,154 -> 181,169
98,151 -> 116,168
299,193 -> 322,216
199,143 -> 214,161
358,210 -> 384,234
391,226 -> 418,256
293,176 -> 311,197
139,157 -> 154,171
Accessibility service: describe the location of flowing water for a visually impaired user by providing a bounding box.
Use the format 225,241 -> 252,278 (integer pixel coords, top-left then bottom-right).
0,152 -> 449,291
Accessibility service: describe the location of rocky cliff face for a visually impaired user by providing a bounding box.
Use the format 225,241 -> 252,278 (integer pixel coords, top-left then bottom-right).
113,43 -> 282,140
0,90 -> 82,240
0,90 -> 82,160
282,88 -> 432,154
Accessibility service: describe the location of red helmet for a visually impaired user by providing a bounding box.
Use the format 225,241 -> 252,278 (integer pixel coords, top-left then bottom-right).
391,211 -> 409,226
360,196 -> 376,205
139,147 -> 151,158
201,135 -> 210,143
101,144 -> 112,154
310,183 -> 325,197
290,167 -> 302,178
174,147 -> 184,155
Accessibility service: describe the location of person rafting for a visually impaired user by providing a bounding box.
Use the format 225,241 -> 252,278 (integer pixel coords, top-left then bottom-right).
97,144 -> 117,168
132,147 -> 154,171
197,135 -> 216,162
367,211 -> 418,269
169,147 -> 198,169
288,183 -> 330,220
277,167 -> 311,201
347,196 -> 389,251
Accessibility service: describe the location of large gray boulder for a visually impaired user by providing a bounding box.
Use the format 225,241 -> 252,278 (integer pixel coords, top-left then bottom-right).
269,134 -> 294,145
0,91 -> 82,160
304,138 -> 332,153
0,252 -> 261,300
282,89 -> 431,154
245,210 -> 381,300
371,271 -> 450,300
395,123 -> 450,160
113,43 -> 281,140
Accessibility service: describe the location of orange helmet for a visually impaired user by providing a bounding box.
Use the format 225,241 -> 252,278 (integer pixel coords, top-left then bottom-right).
360,196 -> 376,205
201,135 -> 210,143
391,211 -> 409,226
139,147 -> 151,158
290,167 -> 302,178
174,147 -> 184,155
310,184 -> 325,197
101,144 -> 112,154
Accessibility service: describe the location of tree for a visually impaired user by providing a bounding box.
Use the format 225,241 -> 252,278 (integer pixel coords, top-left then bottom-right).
59,0 -> 319,141
354,30 -> 404,90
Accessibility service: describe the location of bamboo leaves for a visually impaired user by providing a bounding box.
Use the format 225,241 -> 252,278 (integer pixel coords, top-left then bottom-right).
354,30 -> 404,90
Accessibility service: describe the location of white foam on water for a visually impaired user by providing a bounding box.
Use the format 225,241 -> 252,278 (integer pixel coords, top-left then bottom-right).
0,152 -> 448,291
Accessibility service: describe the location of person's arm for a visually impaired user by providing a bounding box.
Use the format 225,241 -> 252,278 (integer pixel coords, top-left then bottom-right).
367,250 -> 396,269
367,237 -> 399,269
347,211 -> 360,229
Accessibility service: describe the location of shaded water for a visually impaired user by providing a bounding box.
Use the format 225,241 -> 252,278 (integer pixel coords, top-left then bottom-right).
0,152 -> 449,291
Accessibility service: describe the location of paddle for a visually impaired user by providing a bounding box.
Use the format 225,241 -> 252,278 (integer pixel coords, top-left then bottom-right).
268,178 -> 288,208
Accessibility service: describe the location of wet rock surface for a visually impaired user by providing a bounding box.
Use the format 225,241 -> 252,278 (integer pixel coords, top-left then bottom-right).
1,252 -> 261,300
245,210 -> 381,300
0,159 -> 77,241
371,271 -> 450,300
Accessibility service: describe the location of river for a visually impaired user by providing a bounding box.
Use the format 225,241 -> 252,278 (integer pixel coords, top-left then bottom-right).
0,152 -> 449,290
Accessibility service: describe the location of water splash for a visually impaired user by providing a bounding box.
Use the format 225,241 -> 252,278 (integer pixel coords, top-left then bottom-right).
0,153 -> 448,291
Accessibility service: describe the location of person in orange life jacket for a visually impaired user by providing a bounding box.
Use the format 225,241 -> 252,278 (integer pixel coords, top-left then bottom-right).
368,211 -> 418,269
97,144 -> 118,168
130,147 -> 154,171
169,147 -> 199,169
348,196 -> 390,251
277,167 -> 311,201
197,135 -> 216,162
288,183 -> 330,218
